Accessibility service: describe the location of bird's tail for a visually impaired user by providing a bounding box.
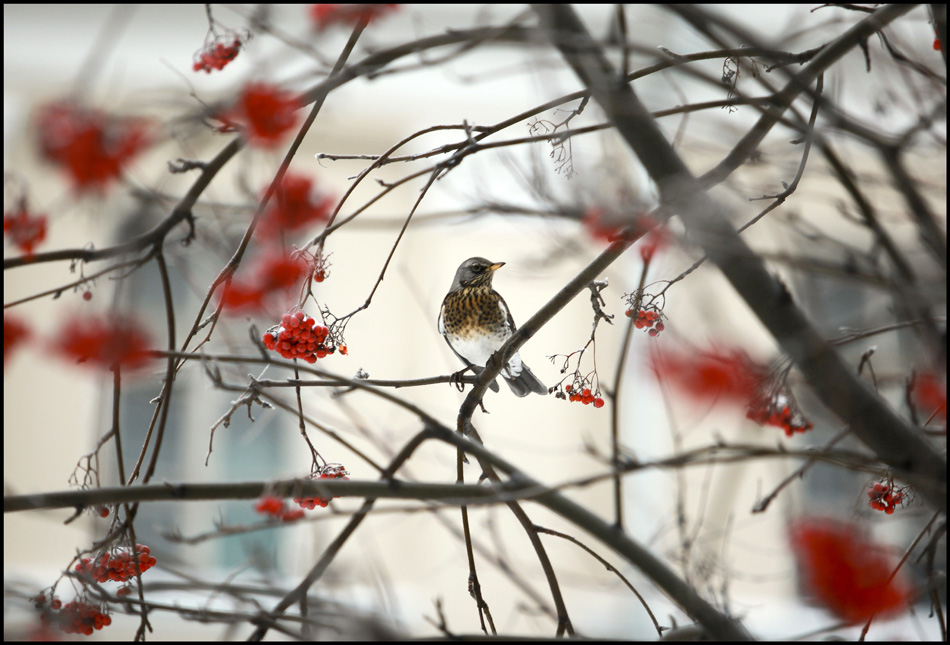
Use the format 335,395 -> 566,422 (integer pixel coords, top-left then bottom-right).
471,365 -> 501,393
502,363 -> 548,397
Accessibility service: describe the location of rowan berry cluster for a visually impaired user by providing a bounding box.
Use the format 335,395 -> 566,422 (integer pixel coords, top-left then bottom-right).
560,384 -> 605,408
626,307 -> 665,336
262,311 -> 344,363
74,544 -> 156,583
4,200 -> 47,256
310,4 -> 398,30
746,389 -> 813,437
912,370 -> 946,422
789,518 -> 911,623
254,495 -> 305,522
54,315 -> 153,372
219,83 -> 300,147
867,480 -> 905,514
221,250 -> 307,313
4,315 -> 31,362
295,463 -> 349,509
32,593 -> 61,610
36,100 -> 150,192
35,595 -> 111,636
312,251 -> 331,283
260,173 -> 334,239
193,36 -> 245,73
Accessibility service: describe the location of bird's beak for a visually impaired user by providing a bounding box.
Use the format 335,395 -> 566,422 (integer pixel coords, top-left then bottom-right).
488,261 -> 505,271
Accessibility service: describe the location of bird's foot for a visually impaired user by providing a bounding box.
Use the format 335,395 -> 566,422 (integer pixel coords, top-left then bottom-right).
449,365 -> 474,392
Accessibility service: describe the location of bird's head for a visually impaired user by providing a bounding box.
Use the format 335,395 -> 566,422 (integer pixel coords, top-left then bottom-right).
451,256 -> 505,289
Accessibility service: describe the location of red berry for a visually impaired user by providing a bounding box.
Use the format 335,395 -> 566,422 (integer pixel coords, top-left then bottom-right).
281,508 -> 305,521
593,397 -> 605,408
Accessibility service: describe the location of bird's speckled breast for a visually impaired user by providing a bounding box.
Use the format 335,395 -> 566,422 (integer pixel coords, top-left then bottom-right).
439,285 -> 508,340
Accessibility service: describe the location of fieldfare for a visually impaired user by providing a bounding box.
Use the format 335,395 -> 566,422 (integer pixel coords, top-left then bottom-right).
438,257 -> 548,397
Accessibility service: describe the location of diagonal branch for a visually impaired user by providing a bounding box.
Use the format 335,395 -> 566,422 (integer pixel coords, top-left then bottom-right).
531,5 -> 945,512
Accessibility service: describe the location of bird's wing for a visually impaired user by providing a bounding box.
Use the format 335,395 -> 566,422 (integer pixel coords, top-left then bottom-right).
496,292 -> 517,334
494,293 -> 524,377
438,300 -> 473,367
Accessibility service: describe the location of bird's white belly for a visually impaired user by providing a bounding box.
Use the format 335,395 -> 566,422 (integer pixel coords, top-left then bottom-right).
445,334 -> 523,377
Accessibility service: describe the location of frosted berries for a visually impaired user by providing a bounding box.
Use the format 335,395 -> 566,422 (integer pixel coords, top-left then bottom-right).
74,544 -> 157,583
867,479 -> 907,514
262,311 -> 337,363
626,307 -> 665,337
254,495 -> 305,522
556,383 -> 605,408
193,35 -> 248,73
35,595 -> 112,636
4,200 -> 47,256
746,388 -> 813,437
295,463 -> 350,509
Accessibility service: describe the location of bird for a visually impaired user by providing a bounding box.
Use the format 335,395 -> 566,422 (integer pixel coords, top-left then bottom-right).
438,257 -> 548,397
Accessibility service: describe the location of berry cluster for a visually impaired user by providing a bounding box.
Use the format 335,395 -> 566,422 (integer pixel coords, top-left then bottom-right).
254,495 -> 305,522
312,251 -> 331,283
560,384 -> 605,408
789,518 -> 911,624
652,347 -> 763,405
867,480 -> 905,514
4,315 -> 31,363
55,315 -> 153,372
193,37 -> 244,73
626,307 -> 665,336
310,4 -> 398,30
261,173 -> 334,238
37,597 -> 111,636
75,544 -> 156,583
219,83 -> 300,147
295,463 -> 349,509
4,200 -> 47,256
912,370 -> 946,422
746,389 -> 813,437
36,100 -> 150,192
221,250 -> 307,313
32,593 -> 61,610
262,311 -> 340,363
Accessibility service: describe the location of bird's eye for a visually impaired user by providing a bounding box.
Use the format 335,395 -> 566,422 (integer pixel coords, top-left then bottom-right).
472,264 -> 484,273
